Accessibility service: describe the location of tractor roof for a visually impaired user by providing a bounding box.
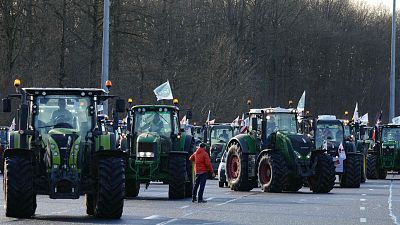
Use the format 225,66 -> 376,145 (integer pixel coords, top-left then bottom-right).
382,124 -> 400,128
22,88 -> 106,96
249,107 -> 295,114
317,115 -> 337,121
131,105 -> 179,111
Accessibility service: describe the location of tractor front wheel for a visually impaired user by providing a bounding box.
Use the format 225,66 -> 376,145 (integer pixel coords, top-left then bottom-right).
4,156 -> 36,218
340,154 -> 361,188
125,179 -> 140,198
226,143 -> 253,191
258,153 -> 287,193
168,153 -> 187,199
309,153 -> 335,193
366,154 -> 378,179
94,157 -> 125,219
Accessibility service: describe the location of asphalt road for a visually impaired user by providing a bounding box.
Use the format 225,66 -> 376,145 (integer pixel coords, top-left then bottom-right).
0,174 -> 399,225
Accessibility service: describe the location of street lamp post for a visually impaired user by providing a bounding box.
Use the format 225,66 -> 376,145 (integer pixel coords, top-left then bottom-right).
101,0 -> 110,114
390,0 -> 396,121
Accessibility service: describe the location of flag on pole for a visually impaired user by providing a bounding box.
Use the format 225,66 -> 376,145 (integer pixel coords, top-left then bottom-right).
240,114 -> 249,133
231,116 -> 240,126
297,91 -> 306,113
360,113 -> 368,125
9,118 -> 15,131
206,110 -> 215,125
372,110 -> 383,142
153,80 -> 173,101
180,115 -> 187,126
352,102 -> 359,122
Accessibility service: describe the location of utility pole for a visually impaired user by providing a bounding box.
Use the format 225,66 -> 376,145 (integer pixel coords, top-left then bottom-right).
390,0 -> 396,121
101,0 -> 110,114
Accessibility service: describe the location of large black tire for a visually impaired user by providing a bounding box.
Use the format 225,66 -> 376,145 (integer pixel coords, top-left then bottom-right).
219,181 -> 224,188
125,179 -> 140,198
284,176 -> 303,192
94,157 -> 125,219
366,154 -> 378,179
225,143 -> 253,191
360,155 -> 366,183
258,153 -> 287,193
86,194 -> 95,215
4,156 -> 36,218
309,153 -> 335,193
340,154 -> 361,188
185,138 -> 195,198
378,169 -> 387,179
168,153 -> 187,199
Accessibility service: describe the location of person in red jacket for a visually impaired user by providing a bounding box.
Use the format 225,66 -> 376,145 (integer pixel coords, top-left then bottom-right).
189,143 -> 215,203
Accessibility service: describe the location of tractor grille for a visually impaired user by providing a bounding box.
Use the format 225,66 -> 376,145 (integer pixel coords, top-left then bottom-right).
383,147 -> 394,156
288,135 -> 313,156
138,142 -> 156,153
51,134 -> 77,161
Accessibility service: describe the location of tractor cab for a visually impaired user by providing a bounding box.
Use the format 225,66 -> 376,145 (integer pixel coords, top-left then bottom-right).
378,124 -> 400,169
203,124 -> 234,172
0,126 -> 9,149
315,115 -> 344,155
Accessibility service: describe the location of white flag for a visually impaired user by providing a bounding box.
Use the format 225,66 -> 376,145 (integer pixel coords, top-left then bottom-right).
360,113 -> 369,125
297,91 -> 306,112
9,118 -> 16,131
231,116 -> 240,126
180,115 -> 187,125
206,110 -> 211,124
352,102 -> 359,122
392,116 -> 400,125
153,80 -> 173,101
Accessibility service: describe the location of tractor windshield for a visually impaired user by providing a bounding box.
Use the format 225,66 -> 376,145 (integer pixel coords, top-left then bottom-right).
381,128 -> 400,142
34,96 -> 93,136
134,110 -> 172,137
359,127 -> 373,140
266,113 -> 297,136
315,123 -> 344,148
210,127 -> 234,145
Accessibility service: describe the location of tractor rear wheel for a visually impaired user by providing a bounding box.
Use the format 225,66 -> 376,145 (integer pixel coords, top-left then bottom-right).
360,155 -> 366,183
125,179 -> 140,198
340,154 -> 361,188
4,156 -> 36,218
226,143 -> 253,191
309,153 -> 335,193
366,154 -> 378,179
258,153 -> 287,193
219,181 -> 224,188
284,176 -> 303,192
168,153 -> 187,199
94,157 -> 125,219
85,194 -> 95,215
378,169 -> 387,179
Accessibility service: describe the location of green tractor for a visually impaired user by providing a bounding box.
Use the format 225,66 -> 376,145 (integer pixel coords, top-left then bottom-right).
367,124 -> 400,179
0,126 -> 9,173
315,116 -> 362,188
125,102 -> 194,199
225,107 -> 335,193
202,124 -> 235,173
1,80 -> 126,218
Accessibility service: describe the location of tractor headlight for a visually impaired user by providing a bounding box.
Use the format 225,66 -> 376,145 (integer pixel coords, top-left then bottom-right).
138,152 -> 154,158
306,152 -> 311,159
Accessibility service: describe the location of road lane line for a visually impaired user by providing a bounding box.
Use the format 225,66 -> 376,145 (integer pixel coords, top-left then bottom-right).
369,189 -> 374,191
206,197 -> 214,201
360,218 -> 367,223
180,205 -> 189,209
388,181 -> 400,225
157,218 -> 178,225
361,194 -> 366,196
217,198 -> 239,206
360,199 -> 366,202
144,215 -> 161,220
360,207 -> 365,211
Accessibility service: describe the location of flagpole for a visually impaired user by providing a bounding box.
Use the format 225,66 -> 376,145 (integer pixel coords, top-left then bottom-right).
390,0 -> 396,121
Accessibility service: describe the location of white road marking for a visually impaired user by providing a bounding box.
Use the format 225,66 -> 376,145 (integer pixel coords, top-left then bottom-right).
388,181 -> 400,225
144,215 -> 161,220
360,218 -> 367,223
224,192 -> 231,195
360,199 -> 366,202
360,207 -> 365,211
206,197 -> 214,201
217,198 -> 239,206
157,218 -> 179,225
362,194 -> 367,196
179,205 -> 189,209
369,189 -> 374,191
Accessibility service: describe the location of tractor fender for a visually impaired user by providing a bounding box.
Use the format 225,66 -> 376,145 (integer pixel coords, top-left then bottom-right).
3,148 -> 34,164
227,134 -> 256,155
183,134 -> 194,154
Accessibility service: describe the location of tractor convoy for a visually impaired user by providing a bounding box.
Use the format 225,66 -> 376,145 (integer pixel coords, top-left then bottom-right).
0,79 -> 398,219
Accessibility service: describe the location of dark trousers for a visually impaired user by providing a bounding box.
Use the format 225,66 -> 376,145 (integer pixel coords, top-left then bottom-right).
192,173 -> 208,200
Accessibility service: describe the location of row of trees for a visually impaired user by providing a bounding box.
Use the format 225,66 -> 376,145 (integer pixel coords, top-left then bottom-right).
0,0 -> 396,123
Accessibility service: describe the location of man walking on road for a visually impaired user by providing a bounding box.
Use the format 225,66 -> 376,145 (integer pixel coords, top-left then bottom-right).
189,143 -> 215,203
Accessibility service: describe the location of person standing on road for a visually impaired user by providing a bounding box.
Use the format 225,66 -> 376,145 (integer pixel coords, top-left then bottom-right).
189,143 -> 215,203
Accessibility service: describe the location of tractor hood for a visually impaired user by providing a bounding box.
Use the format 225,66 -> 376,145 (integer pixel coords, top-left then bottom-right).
286,134 -> 314,156
136,133 -> 161,159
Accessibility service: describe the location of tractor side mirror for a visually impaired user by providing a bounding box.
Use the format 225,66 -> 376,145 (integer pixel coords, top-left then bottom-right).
251,118 -> 258,131
2,98 -> 11,113
186,110 -> 193,120
115,99 -> 125,113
